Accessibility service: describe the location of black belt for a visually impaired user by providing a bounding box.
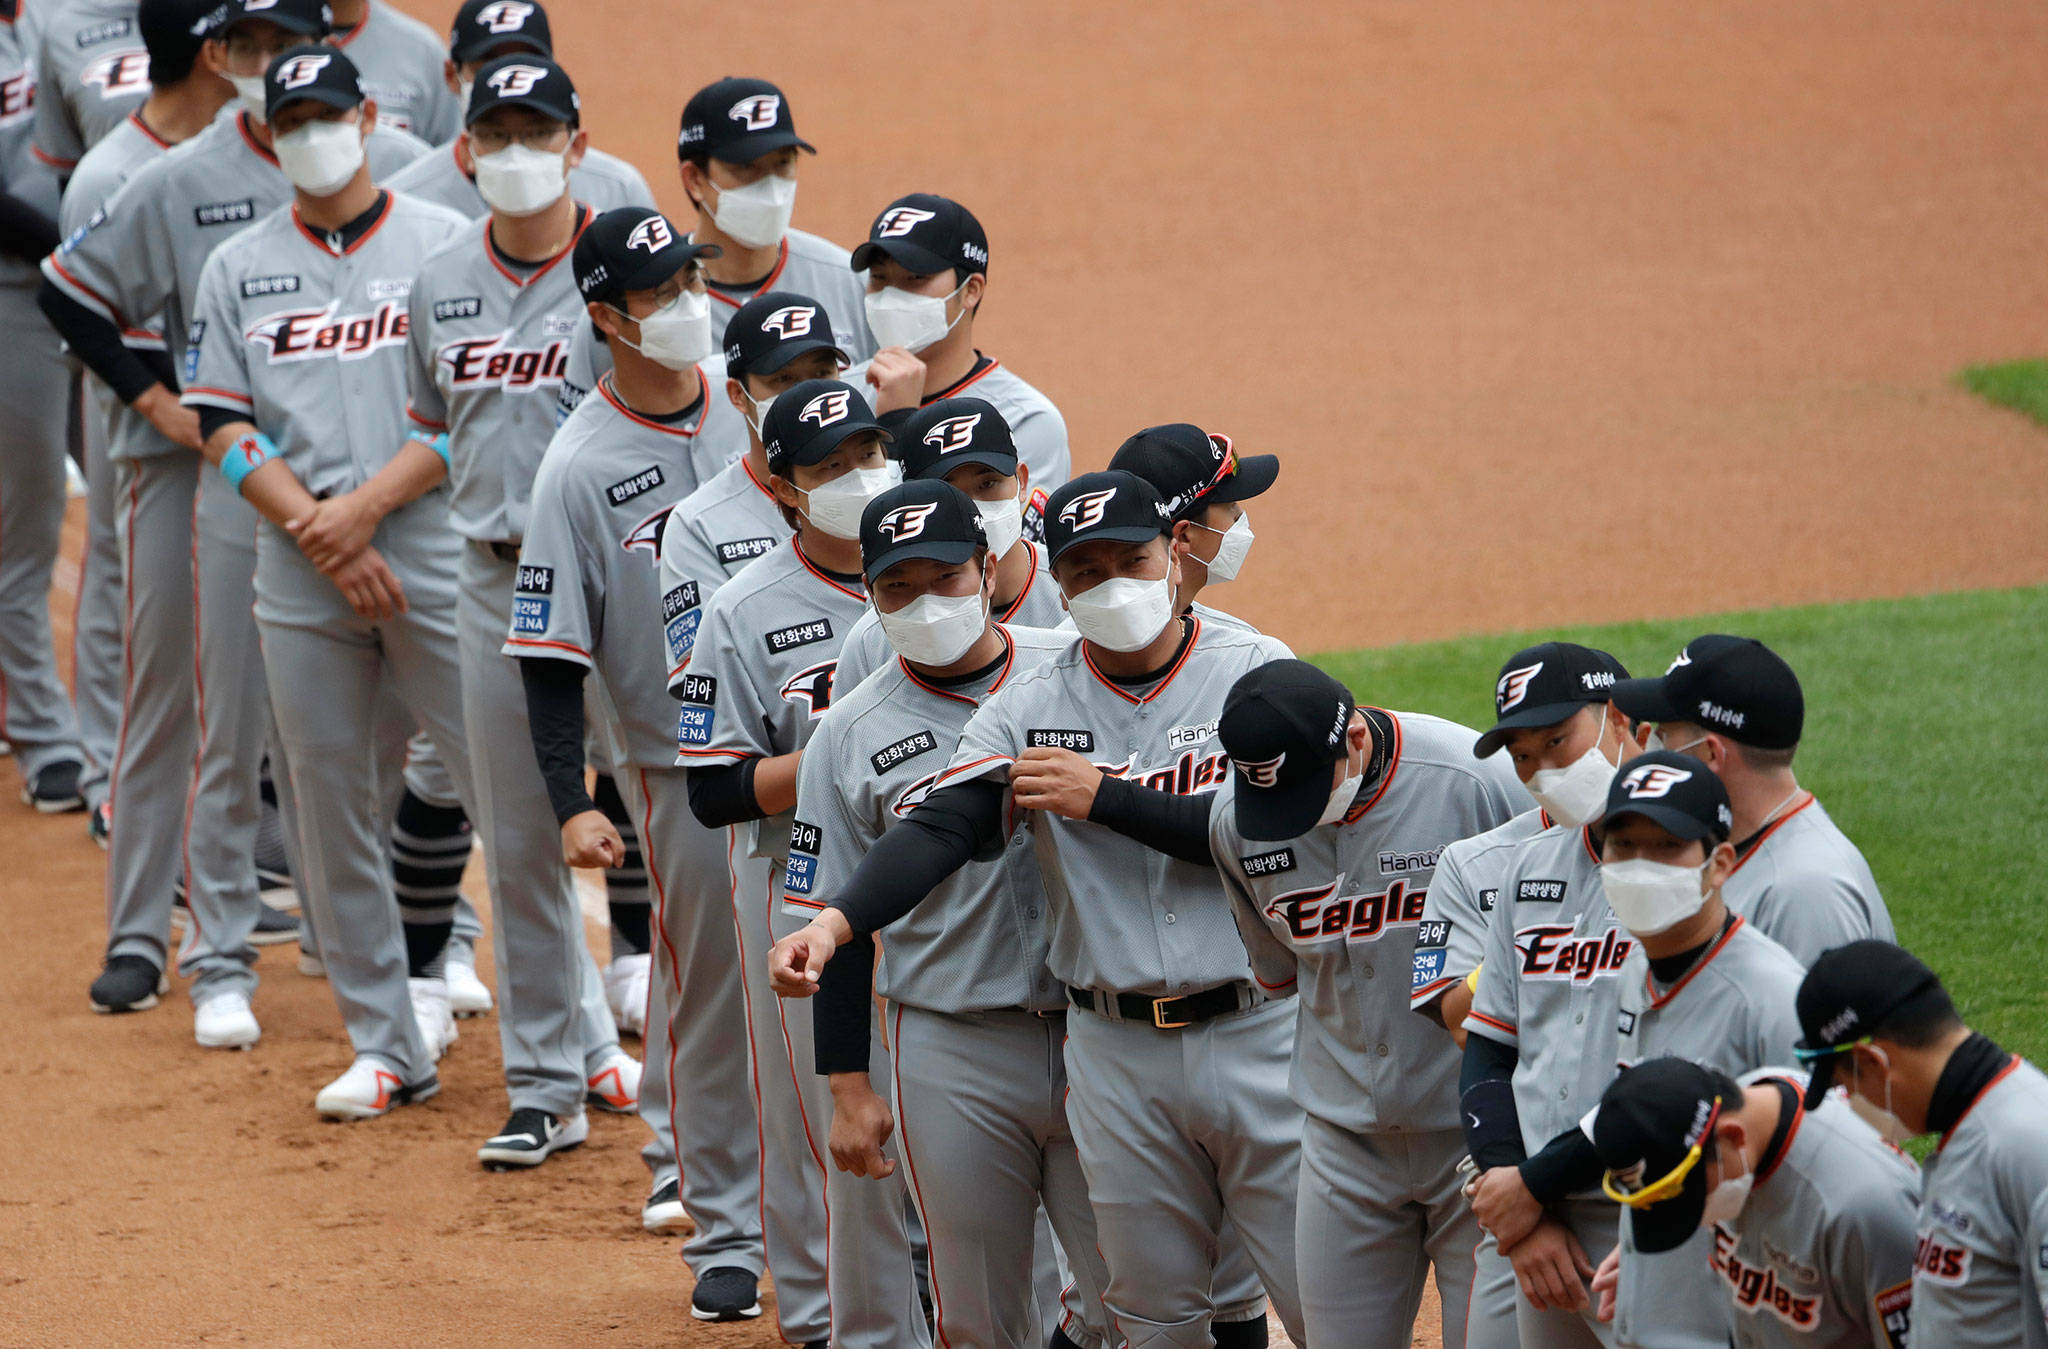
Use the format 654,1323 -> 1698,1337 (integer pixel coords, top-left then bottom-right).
475,539 -> 522,563
1068,982 -> 1259,1030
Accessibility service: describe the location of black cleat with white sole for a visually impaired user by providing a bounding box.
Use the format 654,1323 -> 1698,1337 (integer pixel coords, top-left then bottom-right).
476,1107 -> 588,1169
89,955 -> 166,1013
689,1266 -> 762,1322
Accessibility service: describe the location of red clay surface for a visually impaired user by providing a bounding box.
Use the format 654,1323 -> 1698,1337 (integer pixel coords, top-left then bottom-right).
10,1 -> 2048,1343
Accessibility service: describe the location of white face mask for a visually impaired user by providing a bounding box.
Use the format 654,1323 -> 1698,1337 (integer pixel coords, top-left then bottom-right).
1599,857 -> 1709,936
1699,1145 -> 1753,1229
457,79 -> 475,115
877,588 -> 988,668
740,386 -> 778,437
974,492 -> 1023,560
864,279 -> 967,354
799,462 -> 901,540
1316,761 -> 1366,829
1195,512 -> 1255,583
1646,729 -> 1707,756
473,142 -> 568,217
613,289 -> 714,371
1066,573 -> 1176,653
1525,714 -> 1615,828
708,171 -> 796,249
231,73 -> 270,123
274,118 -> 367,197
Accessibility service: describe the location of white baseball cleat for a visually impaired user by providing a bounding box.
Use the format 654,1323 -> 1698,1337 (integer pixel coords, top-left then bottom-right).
603,953 -> 651,1038
315,1057 -> 438,1121
445,958 -> 493,1018
585,1049 -> 641,1114
408,977 -> 457,1061
193,990 -> 261,1050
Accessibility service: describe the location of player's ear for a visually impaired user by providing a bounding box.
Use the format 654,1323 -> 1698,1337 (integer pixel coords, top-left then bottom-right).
358,100 -> 379,138
1013,462 -> 1029,501
454,131 -> 475,178
587,300 -> 625,344
770,472 -> 802,509
677,158 -> 706,211
202,38 -> 228,78
443,58 -> 461,96
725,377 -> 751,417
959,272 -> 985,316
1346,712 -> 1370,757
1703,839 -> 1737,889
565,127 -> 590,171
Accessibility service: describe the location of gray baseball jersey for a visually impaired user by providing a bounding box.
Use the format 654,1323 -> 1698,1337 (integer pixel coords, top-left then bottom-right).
507,374 -> 735,767
43,105 -> 427,381
785,623 -> 1073,1011
829,538 -> 1068,694
30,0 -> 145,173
1465,822 -> 1634,1163
184,192 -> 472,497
1209,710 -> 1525,1132
1912,1054 -> 2048,1349
1,0 -> 60,288
555,225 -> 877,420
332,1 -> 458,144
1721,794 -> 1892,964
382,139 -> 655,221
1409,806 -> 1548,1012
654,454 -> 785,686
944,617 -> 1295,997
1709,1069 -> 1919,1349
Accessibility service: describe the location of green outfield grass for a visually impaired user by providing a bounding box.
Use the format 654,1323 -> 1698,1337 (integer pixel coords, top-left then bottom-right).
1960,358 -> 2048,428
1309,585 -> 2048,1062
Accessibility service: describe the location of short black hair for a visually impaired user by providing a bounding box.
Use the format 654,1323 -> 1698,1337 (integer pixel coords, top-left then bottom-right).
1873,981 -> 1963,1049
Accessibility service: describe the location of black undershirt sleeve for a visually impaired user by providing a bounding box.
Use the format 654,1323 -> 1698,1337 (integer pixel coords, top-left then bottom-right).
0,192 -> 59,263
38,278 -> 176,404
812,930 -> 876,1076
518,657 -> 596,825
686,759 -> 763,829
1519,1126 -> 1604,1205
1086,774 -> 1217,865
1460,1031 -> 1528,1169
196,405 -> 246,443
827,780 -> 1005,933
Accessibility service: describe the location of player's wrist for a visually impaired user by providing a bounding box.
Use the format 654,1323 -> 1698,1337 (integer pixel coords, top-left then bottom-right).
827,1071 -> 875,1098
814,908 -> 854,947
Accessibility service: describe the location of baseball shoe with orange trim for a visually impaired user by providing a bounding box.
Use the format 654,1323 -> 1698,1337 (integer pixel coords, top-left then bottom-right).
315,1058 -> 439,1120
585,1049 -> 641,1114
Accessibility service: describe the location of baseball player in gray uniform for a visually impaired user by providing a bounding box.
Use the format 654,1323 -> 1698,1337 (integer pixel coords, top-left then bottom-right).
31,0 -> 149,174
323,0 -> 454,144
831,396 -> 1066,692
1609,635 -> 1893,962
1794,941 -> 2048,1349
500,205 -> 766,1316
181,45 -> 473,1109
382,0 -> 651,222
1,0 -> 89,814
43,0 -> 429,1017
770,470 -> 1307,1349
850,193 -> 1066,533
770,477 -> 1110,1349
1590,1058 -> 1919,1349
404,62 -> 642,1158
554,76 -> 873,420
677,378 -> 920,1349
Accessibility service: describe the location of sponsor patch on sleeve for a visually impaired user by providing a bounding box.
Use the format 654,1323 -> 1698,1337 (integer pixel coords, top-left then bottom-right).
183,320 -> 205,384
1416,919 -> 1451,949
784,820 -> 821,896
1478,887 -> 1499,912
677,704 -> 715,747
1411,946 -> 1447,991
515,564 -> 554,595
678,672 -> 717,706
1616,1009 -> 1637,1035
871,730 -> 938,775
1026,728 -> 1095,752
665,609 -> 701,666
510,595 -> 550,634
1238,847 -> 1296,878
1874,1280 -> 1911,1349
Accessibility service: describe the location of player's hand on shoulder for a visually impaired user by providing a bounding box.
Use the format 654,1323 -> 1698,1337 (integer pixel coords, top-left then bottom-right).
287,490 -> 381,572
1508,1216 -> 1595,1313
1010,747 -> 1102,820
1590,1246 -> 1621,1323
827,1074 -> 896,1179
560,809 -> 625,870
864,347 -> 926,415
135,384 -> 203,452
328,545 -> 409,620
1471,1163 -> 1543,1252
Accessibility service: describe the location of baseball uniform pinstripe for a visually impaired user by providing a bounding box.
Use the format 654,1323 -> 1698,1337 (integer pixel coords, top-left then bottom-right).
382,138 -> 653,220
829,537 -> 1066,694
1720,794 -> 1892,963
29,0 -> 146,173
328,1 -> 457,144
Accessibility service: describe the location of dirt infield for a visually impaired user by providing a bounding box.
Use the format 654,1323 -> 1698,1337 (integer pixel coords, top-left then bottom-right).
10,1 -> 2048,1343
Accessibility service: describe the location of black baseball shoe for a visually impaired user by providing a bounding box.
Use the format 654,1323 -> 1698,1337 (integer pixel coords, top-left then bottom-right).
250,903 -> 299,946
476,1108 -> 588,1170
22,759 -> 85,813
87,800 -> 111,848
689,1266 -> 762,1322
89,955 -> 166,1013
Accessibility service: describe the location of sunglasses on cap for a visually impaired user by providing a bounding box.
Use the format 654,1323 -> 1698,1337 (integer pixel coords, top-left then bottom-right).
1600,1098 -> 1722,1209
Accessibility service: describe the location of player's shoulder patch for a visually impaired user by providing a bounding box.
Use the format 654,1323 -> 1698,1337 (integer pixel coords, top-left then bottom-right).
1026,728 -> 1094,752
510,593 -> 549,634
871,730 -> 939,776
1478,887 -> 1499,912
1238,847 -> 1296,878
1617,1009 -> 1637,1035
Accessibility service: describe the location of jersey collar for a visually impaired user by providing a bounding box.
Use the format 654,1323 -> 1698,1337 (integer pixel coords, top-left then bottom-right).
995,540 -> 1041,623
483,203 -> 592,288
899,626 -> 1017,707
237,111 -> 278,166
1082,616 -> 1201,706
597,368 -> 709,436
792,537 -> 866,602
1938,1054 -> 2024,1153
1726,792 -> 1815,876
700,236 -> 789,309
291,192 -> 393,257
1639,914 -> 1745,1011
128,110 -> 172,151
927,354 -> 999,402
1338,709 -> 1403,825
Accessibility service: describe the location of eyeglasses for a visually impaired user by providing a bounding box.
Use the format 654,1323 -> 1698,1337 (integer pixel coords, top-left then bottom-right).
468,125 -> 570,154
1792,1034 -> 1872,1063
1601,1099 -> 1720,1209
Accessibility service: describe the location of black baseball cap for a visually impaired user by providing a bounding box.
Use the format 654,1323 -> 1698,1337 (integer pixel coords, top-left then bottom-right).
465,54 -> 577,127
763,379 -> 891,477
852,194 -> 989,278
1600,751 -> 1733,843
1042,471 -> 1170,566
449,0 -> 551,62
573,208 -> 718,306
208,0 -> 331,39
1218,660 -> 1358,841
897,398 -> 1018,481
143,0 -> 220,83
678,77 -> 814,164
1610,635 -> 1804,750
263,45 -> 360,120
861,480 -> 985,582
1590,1058 -> 1743,1254
1473,642 -> 1631,758
724,291 -> 846,381
1793,942 -> 1945,1109
1109,424 -> 1279,525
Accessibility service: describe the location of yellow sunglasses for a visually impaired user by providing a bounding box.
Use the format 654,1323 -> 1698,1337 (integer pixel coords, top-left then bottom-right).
1601,1099 -> 1722,1209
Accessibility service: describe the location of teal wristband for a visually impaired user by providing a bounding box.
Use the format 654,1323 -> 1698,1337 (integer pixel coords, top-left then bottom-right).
220,430 -> 276,495
409,428 -> 451,466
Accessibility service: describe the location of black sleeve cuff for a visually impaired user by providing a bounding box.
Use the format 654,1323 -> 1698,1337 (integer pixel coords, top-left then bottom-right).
830,780 -> 1003,933
1460,1033 -> 1527,1169
1519,1128 -> 1604,1207
1087,774 -> 1216,865
37,278 -> 165,404
518,657 -> 595,825
685,758 -> 763,829
812,930 -> 875,1076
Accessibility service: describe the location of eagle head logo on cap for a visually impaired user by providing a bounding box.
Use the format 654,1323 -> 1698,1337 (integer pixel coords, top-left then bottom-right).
1621,764 -> 1691,800
486,63 -> 548,98
876,503 -> 936,542
876,206 -> 936,238
625,216 -> 673,254
729,93 -> 781,130
922,413 -> 982,455
1233,753 -> 1286,789
1057,487 -> 1116,531
476,0 -> 534,31
1666,649 -> 1694,673
760,305 -> 815,339
799,389 -> 852,427
1496,661 -> 1542,713
274,52 -> 333,90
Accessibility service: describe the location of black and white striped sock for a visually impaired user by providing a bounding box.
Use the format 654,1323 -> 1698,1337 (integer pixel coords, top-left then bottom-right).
392,788 -> 472,978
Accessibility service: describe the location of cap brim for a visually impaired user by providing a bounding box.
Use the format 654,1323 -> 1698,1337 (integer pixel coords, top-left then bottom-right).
613,242 -> 721,297
713,131 -> 815,165
1234,773 -> 1336,843
1208,453 -> 1279,504
852,237 -> 953,276
1046,523 -> 1163,565
451,35 -> 550,62
269,87 -> 359,119
753,336 -> 847,377
234,12 -> 327,36
865,537 -> 979,583
1798,1056 -> 1838,1110
771,421 -> 892,474
1472,699 -> 1595,758
1599,803 -> 1717,842
1628,1164 -> 1710,1254
466,93 -> 577,127
909,448 -> 1018,480
1609,676 -> 1684,725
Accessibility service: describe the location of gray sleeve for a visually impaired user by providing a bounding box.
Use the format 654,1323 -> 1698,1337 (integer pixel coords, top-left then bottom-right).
675,599 -> 774,765
179,253 -> 253,418
782,719 -> 876,921
504,460 -> 596,668
1411,844 -> 1488,1008
405,274 -> 448,429
555,322 -> 602,425
657,511 -> 724,689
1824,1177 -> 1918,1348
31,38 -> 84,171
43,169 -> 174,329
1210,809 -> 1301,997
1465,880 -> 1521,1048
1009,398 -> 1070,500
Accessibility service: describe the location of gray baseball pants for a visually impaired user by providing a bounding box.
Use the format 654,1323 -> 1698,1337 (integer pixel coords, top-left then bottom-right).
74,373 -> 122,811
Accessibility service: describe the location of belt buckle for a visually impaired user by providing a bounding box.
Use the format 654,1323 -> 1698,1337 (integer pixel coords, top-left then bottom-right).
1151,996 -> 1192,1030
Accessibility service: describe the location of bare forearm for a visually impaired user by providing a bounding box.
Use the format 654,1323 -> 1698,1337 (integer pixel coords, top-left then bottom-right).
358,438 -> 449,516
